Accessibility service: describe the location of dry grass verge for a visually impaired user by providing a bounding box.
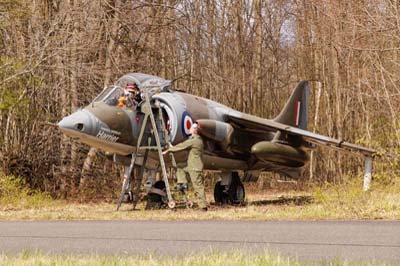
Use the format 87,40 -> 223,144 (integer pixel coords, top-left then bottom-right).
1,173 -> 399,221
0,187 -> 399,221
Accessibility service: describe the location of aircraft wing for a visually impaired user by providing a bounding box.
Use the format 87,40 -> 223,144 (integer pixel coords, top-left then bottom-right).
225,111 -> 376,157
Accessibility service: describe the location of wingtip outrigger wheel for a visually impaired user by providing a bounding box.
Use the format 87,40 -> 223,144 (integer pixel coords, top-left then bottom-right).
168,200 -> 176,209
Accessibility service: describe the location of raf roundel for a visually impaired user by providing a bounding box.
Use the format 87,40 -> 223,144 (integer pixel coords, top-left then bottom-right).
181,111 -> 193,136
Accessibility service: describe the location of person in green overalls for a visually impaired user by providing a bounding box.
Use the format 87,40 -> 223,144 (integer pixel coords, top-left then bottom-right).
163,122 -> 207,211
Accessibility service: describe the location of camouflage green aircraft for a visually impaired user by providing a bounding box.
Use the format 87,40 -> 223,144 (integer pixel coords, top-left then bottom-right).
58,73 -> 376,208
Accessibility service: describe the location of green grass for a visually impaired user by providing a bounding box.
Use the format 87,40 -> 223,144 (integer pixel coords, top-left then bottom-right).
0,175 -> 52,209
0,250 -> 392,266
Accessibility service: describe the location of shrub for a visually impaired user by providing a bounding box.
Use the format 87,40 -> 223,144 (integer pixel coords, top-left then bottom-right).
0,174 -> 52,209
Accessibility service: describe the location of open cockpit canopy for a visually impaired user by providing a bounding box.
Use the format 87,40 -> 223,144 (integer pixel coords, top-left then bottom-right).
92,73 -> 172,108
116,73 -> 172,93
93,86 -> 124,105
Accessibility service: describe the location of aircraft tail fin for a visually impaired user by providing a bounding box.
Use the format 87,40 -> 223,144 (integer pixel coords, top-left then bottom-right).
274,81 -> 309,130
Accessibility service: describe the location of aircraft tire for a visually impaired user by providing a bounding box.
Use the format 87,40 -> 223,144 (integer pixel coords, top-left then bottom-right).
226,172 -> 245,205
213,181 -> 226,204
214,179 -> 245,205
145,180 -> 166,210
228,181 -> 245,205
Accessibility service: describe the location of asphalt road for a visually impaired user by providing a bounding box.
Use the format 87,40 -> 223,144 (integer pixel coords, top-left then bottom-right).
0,220 -> 399,263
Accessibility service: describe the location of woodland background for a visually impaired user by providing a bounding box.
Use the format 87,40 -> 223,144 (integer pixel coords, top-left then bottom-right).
0,0 -> 399,199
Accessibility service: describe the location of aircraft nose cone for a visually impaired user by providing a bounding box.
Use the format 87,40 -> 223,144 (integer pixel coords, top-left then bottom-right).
58,110 -> 98,137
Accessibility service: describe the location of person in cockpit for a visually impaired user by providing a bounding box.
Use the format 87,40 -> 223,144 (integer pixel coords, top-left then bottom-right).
130,83 -> 142,103
117,83 -> 140,108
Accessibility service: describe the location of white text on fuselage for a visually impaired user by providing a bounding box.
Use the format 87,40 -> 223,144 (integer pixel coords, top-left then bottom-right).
96,128 -> 120,143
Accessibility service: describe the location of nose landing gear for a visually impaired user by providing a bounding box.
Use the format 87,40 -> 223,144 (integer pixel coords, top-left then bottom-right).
145,180 -> 194,210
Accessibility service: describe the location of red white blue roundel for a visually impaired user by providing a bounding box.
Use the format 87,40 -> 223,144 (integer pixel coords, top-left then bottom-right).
181,111 -> 193,136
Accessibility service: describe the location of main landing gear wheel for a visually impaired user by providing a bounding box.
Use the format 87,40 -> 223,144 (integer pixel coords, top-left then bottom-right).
230,181 -> 245,205
214,173 -> 245,205
214,181 -> 228,204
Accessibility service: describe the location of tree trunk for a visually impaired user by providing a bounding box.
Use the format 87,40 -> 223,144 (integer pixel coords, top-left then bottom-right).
79,0 -> 121,188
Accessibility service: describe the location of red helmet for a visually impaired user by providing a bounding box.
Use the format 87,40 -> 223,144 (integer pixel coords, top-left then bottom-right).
126,83 -> 138,93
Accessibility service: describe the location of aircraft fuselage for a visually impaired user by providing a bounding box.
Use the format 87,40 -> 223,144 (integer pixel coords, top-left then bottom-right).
58,86 -> 308,175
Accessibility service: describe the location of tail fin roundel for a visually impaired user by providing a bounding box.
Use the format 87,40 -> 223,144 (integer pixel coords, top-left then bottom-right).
273,81 -> 309,130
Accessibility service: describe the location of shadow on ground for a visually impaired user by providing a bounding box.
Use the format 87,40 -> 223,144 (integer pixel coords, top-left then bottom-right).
248,195 -> 314,206
120,195 -> 315,210
207,195 -> 314,209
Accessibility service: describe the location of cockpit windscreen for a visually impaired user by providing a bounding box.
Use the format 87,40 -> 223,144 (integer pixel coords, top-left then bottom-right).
93,86 -> 137,109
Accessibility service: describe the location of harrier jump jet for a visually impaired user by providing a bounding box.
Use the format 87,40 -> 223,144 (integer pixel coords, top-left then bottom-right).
58,73 -> 376,208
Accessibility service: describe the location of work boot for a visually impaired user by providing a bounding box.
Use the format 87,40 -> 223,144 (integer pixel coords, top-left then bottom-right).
175,183 -> 188,191
201,207 -> 208,212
